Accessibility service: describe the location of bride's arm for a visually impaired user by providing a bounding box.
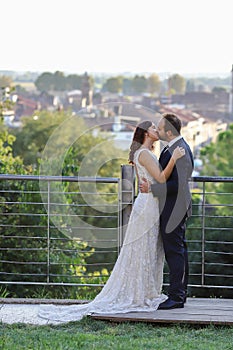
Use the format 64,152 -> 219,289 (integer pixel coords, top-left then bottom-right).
138,147 -> 185,183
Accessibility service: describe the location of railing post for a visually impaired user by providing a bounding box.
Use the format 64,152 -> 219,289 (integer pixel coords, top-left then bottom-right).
47,181 -> 51,284
119,165 -> 135,251
201,181 -> 206,286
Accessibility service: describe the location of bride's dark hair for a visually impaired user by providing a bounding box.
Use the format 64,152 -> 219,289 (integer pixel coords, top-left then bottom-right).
128,120 -> 153,164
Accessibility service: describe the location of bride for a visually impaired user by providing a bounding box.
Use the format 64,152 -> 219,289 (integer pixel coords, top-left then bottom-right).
38,120 -> 185,323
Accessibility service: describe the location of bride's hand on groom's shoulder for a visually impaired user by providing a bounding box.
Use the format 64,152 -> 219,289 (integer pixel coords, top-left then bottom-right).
172,146 -> 185,162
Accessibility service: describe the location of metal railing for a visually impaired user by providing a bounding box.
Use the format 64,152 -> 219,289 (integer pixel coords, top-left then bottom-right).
185,176 -> 233,292
0,170 -> 232,297
0,174 -> 121,292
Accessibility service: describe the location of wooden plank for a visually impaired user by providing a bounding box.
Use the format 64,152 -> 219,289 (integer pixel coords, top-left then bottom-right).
91,315 -> 233,326
91,298 -> 233,325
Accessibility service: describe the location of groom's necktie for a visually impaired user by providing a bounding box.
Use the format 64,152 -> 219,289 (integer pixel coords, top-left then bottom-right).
161,145 -> 169,155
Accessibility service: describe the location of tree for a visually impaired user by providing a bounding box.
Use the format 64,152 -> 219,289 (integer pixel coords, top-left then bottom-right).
0,86 -> 15,123
212,86 -> 227,93
200,125 -> 233,178
34,72 -> 55,91
12,110 -> 74,166
200,125 -> 233,218
0,122 -> 119,298
132,75 -> 147,94
186,125 -> 233,297
122,78 -> 133,95
102,76 -> 123,93
53,71 -> 66,91
168,74 -> 185,94
35,71 -> 95,92
0,75 -> 13,89
0,127 -> 25,174
66,74 -> 83,90
147,73 -> 161,94
1,110 -> 129,298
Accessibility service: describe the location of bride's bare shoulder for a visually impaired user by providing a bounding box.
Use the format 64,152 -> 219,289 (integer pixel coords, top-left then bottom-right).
138,149 -> 155,166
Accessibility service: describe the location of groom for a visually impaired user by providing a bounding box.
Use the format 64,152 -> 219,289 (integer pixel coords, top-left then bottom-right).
140,113 -> 194,309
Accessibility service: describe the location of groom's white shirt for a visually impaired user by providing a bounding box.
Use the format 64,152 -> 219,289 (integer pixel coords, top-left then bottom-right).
167,135 -> 183,148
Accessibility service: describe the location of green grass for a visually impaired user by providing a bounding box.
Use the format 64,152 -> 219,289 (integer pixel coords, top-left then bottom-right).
0,317 -> 232,350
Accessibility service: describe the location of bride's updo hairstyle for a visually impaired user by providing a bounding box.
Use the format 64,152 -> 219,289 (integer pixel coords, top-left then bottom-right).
128,120 -> 153,164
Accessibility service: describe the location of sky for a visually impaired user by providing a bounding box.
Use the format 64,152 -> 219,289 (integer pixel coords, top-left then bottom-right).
1,0 -> 233,77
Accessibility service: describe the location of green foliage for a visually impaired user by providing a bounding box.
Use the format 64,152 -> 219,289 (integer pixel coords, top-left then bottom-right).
168,73 -> 186,94
0,286 -> 10,297
34,71 -> 93,92
11,110 -> 73,166
103,76 -> 123,93
212,86 -> 227,93
187,191 -> 233,297
0,126 -> 102,298
200,123 -> 233,216
0,174 -> 97,298
200,124 -> 233,176
0,127 -> 26,174
185,128 -> 233,297
147,73 -> 161,94
132,75 -> 147,94
0,86 -> 15,121
0,76 -> 13,90
1,112 -> 127,298
12,109 -> 128,175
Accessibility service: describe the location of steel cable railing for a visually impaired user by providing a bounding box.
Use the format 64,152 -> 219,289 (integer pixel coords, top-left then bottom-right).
0,172 -> 232,297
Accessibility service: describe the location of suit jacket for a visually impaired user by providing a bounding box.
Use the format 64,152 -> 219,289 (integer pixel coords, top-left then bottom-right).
151,138 -> 194,233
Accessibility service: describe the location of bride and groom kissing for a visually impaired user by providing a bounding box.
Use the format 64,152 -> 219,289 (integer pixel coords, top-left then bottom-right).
39,112 -> 194,323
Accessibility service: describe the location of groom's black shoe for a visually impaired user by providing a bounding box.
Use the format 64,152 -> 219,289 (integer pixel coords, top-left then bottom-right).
158,298 -> 184,310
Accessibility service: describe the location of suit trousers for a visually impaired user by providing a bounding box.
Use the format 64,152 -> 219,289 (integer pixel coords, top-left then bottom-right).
160,215 -> 189,302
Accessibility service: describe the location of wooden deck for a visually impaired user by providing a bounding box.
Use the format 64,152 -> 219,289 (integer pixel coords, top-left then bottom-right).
1,297 -> 232,326
91,298 -> 233,326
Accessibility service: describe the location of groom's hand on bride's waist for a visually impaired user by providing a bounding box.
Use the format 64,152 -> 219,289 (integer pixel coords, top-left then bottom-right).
139,178 -> 151,193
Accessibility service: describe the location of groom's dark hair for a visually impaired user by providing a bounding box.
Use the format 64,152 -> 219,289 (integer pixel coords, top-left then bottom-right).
163,113 -> 181,136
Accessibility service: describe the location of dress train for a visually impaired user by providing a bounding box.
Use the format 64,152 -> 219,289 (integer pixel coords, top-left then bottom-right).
38,149 -> 166,323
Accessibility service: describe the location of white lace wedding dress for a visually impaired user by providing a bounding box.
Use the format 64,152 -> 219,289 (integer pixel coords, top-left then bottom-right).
38,148 -> 166,323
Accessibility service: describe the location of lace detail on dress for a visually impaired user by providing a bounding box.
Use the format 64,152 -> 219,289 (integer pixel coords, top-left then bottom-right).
38,148 -> 166,324
134,148 -> 159,186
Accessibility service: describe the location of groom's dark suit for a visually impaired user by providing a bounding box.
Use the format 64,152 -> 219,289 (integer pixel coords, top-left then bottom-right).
151,137 -> 194,302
